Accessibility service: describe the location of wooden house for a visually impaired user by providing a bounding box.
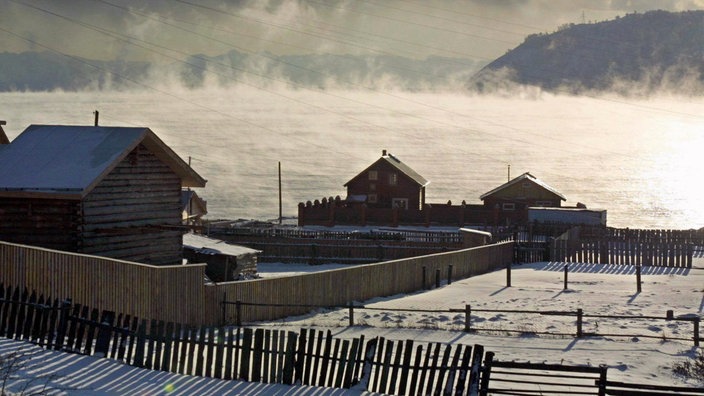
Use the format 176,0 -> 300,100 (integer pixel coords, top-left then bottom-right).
480,172 -> 565,225
182,189 -> 208,226
0,124 -> 206,265
344,150 -> 429,210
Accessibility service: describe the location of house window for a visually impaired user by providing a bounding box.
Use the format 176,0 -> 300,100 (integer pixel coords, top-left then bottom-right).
388,173 -> 398,186
368,194 -> 377,203
368,171 -> 377,180
392,198 -> 408,210
502,203 -> 516,211
535,200 -> 553,207
369,183 -> 376,191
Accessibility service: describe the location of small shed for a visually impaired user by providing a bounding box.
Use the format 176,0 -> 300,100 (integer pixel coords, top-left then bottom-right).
344,150 -> 429,210
183,233 -> 260,282
0,124 -> 206,265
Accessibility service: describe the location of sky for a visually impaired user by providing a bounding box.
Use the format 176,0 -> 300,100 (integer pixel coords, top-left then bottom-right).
3,0 -> 704,65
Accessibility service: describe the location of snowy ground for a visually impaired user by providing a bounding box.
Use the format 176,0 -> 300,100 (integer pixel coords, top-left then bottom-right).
2,258 -> 703,394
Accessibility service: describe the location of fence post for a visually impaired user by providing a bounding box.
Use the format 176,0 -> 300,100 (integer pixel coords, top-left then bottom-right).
221,292 -> 227,325
576,309 -> 583,338
597,364 -> 608,396
479,351 -> 494,396
636,265 -> 642,293
435,269 -> 441,289
448,265 -> 453,285
236,300 -> 242,327
348,303 -> 354,327
564,264 -> 568,290
464,305 -> 471,333
422,266 -> 427,290
506,262 -> 511,287
694,317 -> 700,347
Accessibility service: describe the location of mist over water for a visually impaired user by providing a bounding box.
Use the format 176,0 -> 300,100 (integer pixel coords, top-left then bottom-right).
2,87 -> 703,230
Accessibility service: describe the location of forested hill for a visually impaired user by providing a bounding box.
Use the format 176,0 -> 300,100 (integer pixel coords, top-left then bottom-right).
471,10 -> 704,94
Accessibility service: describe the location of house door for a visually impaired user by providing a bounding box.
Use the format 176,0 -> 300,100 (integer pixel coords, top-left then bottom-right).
392,198 -> 408,209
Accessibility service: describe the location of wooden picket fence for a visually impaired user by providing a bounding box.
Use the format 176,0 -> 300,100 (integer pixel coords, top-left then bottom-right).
2,283 -> 704,395
550,226 -> 695,267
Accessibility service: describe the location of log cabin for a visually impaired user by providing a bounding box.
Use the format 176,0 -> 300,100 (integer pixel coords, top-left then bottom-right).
480,172 -> 565,225
344,150 -> 429,210
0,124 -> 206,265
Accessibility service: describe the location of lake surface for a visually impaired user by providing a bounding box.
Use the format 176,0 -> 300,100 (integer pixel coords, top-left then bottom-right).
2,88 -> 703,230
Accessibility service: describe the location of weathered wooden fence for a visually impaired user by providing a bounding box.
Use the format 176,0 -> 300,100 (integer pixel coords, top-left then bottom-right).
550,226 -> 695,267
0,240 -> 514,327
2,285 -> 704,395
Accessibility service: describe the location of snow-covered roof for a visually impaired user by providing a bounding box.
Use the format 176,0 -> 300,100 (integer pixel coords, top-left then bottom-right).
183,233 -> 260,257
480,172 -> 566,201
345,151 -> 429,187
0,125 -> 206,199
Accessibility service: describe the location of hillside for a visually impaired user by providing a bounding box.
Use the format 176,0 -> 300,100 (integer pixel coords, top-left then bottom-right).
471,10 -> 704,94
0,50 -> 481,92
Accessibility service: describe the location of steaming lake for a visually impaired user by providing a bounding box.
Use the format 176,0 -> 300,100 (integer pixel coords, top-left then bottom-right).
2,88 -> 703,230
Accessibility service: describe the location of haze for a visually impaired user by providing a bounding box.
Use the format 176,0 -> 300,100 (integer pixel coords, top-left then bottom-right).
3,0 -> 704,64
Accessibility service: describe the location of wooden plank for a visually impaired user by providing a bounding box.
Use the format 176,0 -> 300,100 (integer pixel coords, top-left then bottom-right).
424,343 -> 441,396
132,319 -> 147,368
455,345 -> 473,395
398,339 -> 414,395
262,329 -> 271,383
444,344 -> 463,395
327,338 -> 342,388
310,330 -> 324,386
371,336 -> 385,393
145,319 -> 159,370
12,288 -> 28,341
334,339 -> 350,389
21,290 -> 37,341
342,337 -> 360,389
214,327 -> 225,379
161,322 -> 174,373
223,327 -> 234,380
195,326 -> 207,376
351,334 -> 366,386
303,329 -> 315,385
84,308 -> 100,355
378,339 -> 394,393
408,344 -> 424,396
65,304 -> 84,353
252,328 -> 265,382
319,330 -> 333,387
170,322 -> 181,373
205,327 -> 216,378
183,326 -> 196,375
94,311 -> 115,358
240,328 -> 253,381
468,344 -> 484,395
282,331 -> 298,385
434,344 -> 452,394
388,340 -> 403,394
275,330 -> 285,383
294,328 -> 307,384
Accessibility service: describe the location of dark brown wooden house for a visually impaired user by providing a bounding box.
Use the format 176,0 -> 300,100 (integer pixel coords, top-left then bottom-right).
344,150 -> 429,210
480,172 -> 565,224
0,125 -> 206,265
